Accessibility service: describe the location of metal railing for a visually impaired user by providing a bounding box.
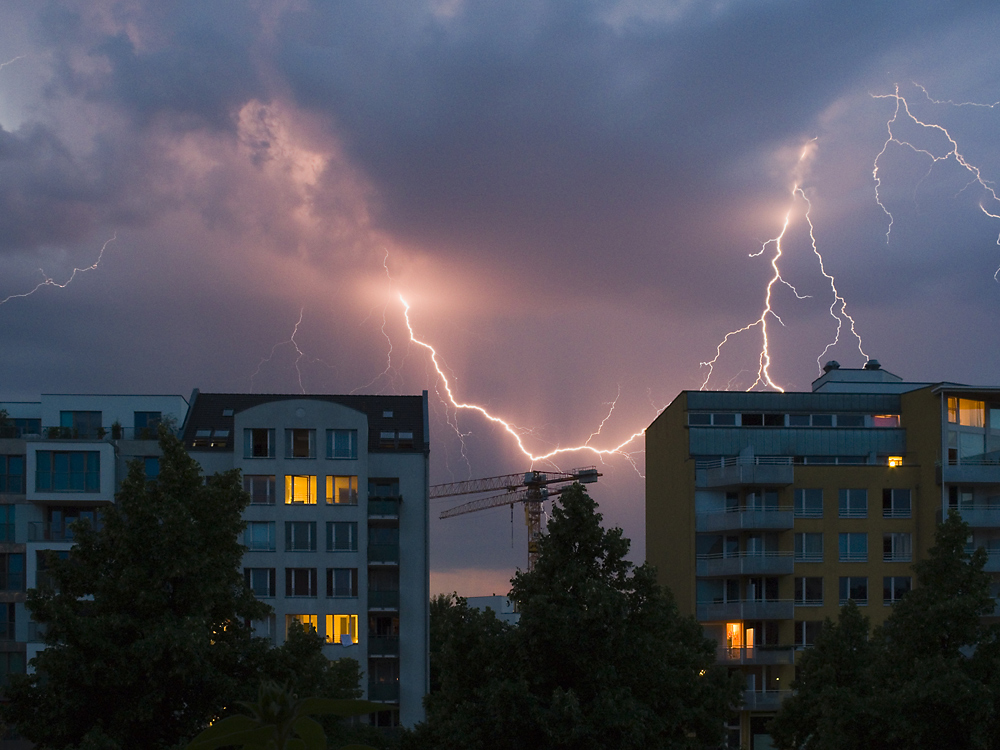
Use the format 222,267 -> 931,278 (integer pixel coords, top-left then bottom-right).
696,550 -> 792,560
882,508 -> 912,518
368,590 -> 400,609
948,456 -> 1000,466
368,544 -> 400,564
794,598 -> 824,607
794,553 -> 823,563
696,456 -> 794,470
882,552 -> 912,563
839,552 -> 868,562
368,498 -> 401,517
32,426 -> 175,441
368,682 -> 400,702
368,635 -> 400,656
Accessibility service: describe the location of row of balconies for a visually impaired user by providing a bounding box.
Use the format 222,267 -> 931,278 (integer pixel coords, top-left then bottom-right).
695,552 -> 794,577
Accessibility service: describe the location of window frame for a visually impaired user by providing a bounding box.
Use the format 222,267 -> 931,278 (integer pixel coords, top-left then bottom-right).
285,429 -> 316,459
327,521 -> 359,552
244,567 -> 276,597
838,532 -> 868,562
327,429 -> 359,460
244,521 -> 276,551
285,475 -> 318,505
285,521 -> 317,552
838,488 -> 868,518
327,567 -> 359,598
285,568 -> 318,598
244,428 -> 276,459
35,450 -> 101,493
326,475 -> 358,505
839,576 -> 869,605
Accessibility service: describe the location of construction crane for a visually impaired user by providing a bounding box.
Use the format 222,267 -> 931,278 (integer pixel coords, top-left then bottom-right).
431,467 -> 601,570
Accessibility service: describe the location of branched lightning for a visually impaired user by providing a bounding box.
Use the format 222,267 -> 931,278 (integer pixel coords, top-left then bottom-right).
0,55 -> 26,72
352,249 -> 404,394
249,308 -> 339,394
398,294 -> 649,469
0,232 -> 118,307
872,83 -> 1000,261
701,142 -> 868,389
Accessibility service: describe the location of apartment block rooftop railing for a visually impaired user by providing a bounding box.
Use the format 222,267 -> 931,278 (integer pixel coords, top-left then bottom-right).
695,456 -> 795,470
8,426 -> 176,441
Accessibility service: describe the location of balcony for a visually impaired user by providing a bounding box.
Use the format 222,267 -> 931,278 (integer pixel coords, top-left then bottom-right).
696,508 -> 794,533
368,497 -> 401,519
696,551 -> 794,577
0,523 -> 14,542
942,456 -> 1000,485
367,544 -> 400,565
984,550 -> 1000,573
28,521 -> 101,542
716,645 -> 795,666
368,682 -> 400,702
0,572 -> 25,592
696,456 -> 794,489
27,621 -> 46,643
959,507 -> 1000,528
742,690 -> 792,711
697,599 -> 794,622
36,426 -> 174,441
368,635 -> 400,657
368,590 -> 400,610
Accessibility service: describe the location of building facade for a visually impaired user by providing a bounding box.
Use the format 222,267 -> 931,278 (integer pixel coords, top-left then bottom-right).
0,390 -> 430,734
645,362 -> 1000,750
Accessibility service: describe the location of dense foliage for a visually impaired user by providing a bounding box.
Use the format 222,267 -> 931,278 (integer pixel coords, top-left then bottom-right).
410,484 -> 740,750
770,511 -> 1000,750
1,430 -> 361,750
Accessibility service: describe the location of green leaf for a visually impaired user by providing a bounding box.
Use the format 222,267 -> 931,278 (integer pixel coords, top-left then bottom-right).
186,723 -> 276,750
296,698 -> 382,717
291,715 -> 326,750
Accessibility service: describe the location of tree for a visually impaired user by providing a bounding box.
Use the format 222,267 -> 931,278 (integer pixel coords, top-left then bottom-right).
771,511 -> 1000,750
410,485 -> 740,750
0,430 -> 358,749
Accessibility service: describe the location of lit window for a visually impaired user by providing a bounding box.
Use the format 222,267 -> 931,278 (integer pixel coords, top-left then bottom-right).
327,476 -> 358,505
327,429 -> 358,460
244,521 -> 275,551
244,475 -> 276,505
874,414 -> 900,427
955,399 -> 985,427
244,428 -> 275,458
285,429 -> 315,459
35,451 -> 100,493
285,521 -> 317,551
327,568 -> 358,597
285,475 -> 317,504
285,614 -> 317,637
327,521 -> 358,551
887,456 -> 903,468
327,614 -> 358,645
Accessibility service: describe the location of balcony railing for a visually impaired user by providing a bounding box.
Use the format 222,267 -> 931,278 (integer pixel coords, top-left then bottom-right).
695,456 -> 794,489
368,635 -> 400,656
33,426 -> 174,441
697,599 -> 794,621
368,544 -> 400,564
716,645 -> 795,665
28,521 -> 101,542
696,551 -> 793,577
696,456 -> 795,470
695,507 -> 794,532
368,497 -> 401,518
882,552 -> 912,563
742,690 -> 792,711
368,590 -> 400,610
368,682 -> 400,702
959,507 -> 1000,527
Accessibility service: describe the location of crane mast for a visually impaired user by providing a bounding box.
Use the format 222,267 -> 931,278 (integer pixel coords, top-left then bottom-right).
432,467 -> 601,570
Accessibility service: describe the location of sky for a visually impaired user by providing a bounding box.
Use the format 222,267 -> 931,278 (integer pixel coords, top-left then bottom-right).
2,0 -> 1000,596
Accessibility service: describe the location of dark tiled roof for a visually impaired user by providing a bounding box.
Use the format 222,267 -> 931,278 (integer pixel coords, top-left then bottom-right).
182,392 -> 426,454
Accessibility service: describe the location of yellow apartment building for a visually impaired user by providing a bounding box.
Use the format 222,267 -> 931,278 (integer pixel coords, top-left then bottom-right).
646,361 -> 1000,750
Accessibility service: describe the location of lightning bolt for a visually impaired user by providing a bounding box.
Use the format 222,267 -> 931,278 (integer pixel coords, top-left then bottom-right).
398,294 -> 649,469
249,308 -> 339,394
352,249 -> 404,394
0,55 -> 26,72
701,142 -> 868,389
0,233 -> 118,307
872,83 -> 1000,264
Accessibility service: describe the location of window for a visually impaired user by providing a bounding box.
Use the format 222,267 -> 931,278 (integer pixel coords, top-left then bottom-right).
327,568 -> 358,597
741,413 -> 763,426
794,577 -> 823,606
0,651 -> 25,687
0,506 -> 13,543
143,457 -> 159,478
327,429 -> 358,459
948,397 -> 984,427
794,533 -> 823,562
327,476 -> 358,505
285,568 -> 317,597
244,521 -> 276,551
244,568 -> 276,597
244,428 -> 275,458
790,414 -> 834,427
839,533 -> 868,562
285,429 -> 315,459
0,602 -> 14,641
47,507 -> 99,540
0,554 -> 24,592
745,490 -> 778,510
35,451 -> 100,492
883,576 -> 911,604
873,414 -> 900,427
838,488 -> 867,518
327,522 -> 358,551
949,486 -> 975,509
133,411 -> 161,438
0,456 -> 25,493
369,478 -> 400,498
883,532 -> 912,562
1,418 -> 39,438
378,431 -> 414,450
836,415 -> 865,427
285,521 -> 317,552
59,411 -> 102,438
35,550 -> 68,589
285,475 -> 317,504
887,456 -> 904,468
882,489 -> 911,518
794,621 -> 823,647
794,488 -> 823,518
286,614 -> 317,636
244,475 -> 276,505
745,577 -> 779,602
839,576 -> 868,605
327,614 -> 358,645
